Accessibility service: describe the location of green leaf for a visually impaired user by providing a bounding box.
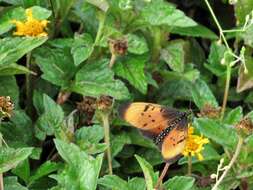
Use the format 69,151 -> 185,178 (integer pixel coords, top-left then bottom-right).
114,56 -> 148,94
98,175 -> 129,190
30,6 -> 52,20
0,7 -> 25,35
191,79 -> 218,109
127,34 -> 149,55
75,125 -> 104,144
11,159 -> 30,184
169,24 -> 218,39
224,107 -> 243,125
241,25 -> 253,48
53,139 -> 103,190
135,155 -> 156,190
164,176 -> 195,190
0,63 -> 34,76
71,33 -> 94,66
194,118 -> 238,149
137,1 -> 197,27
128,177 -> 146,190
0,76 -> 19,105
71,59 -> 130,99
29,161 -> 61,185
161,40 -> 186,73
75,125 -> 106,154
111,132 -> 131,157
234,0 -> 253,25
0,147 -> 33,173
204,42 -> 226,76
34,46 -> 76,87
0,110 -> 34,147
0,37 -> 47,66
4,176 -> 28,190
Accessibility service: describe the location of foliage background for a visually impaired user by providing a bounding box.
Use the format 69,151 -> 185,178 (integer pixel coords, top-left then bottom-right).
0,0 -> 253,189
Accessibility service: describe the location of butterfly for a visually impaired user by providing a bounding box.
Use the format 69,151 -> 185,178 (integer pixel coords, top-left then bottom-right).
119,102 -> 190,163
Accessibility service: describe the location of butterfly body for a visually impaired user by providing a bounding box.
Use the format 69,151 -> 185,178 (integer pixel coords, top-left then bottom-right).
119,102 -> 189,163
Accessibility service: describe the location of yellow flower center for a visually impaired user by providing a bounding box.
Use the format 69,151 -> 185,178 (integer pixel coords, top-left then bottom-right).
11,8 -> 49,37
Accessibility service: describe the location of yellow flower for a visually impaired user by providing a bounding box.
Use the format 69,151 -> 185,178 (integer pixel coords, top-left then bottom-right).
182,125 -> 209,161
11,8 -> 48,37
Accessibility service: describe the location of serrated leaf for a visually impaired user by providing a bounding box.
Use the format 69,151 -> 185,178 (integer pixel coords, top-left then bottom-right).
127,34 -> 149,55
30,6 -> 52,20
114,56 -> 147,94
194,118 -> 238,149
71,59 -> 130,99
34,46 -> 76,87
137,1 -> 197,27
161,40 -> 186,73
75,125 -> 104,144
98,175 -> 129,190
111,132 -> 131,157
0,147 -> 33,173
191,79 -> 218,109
0,37 -> 47,66
164,176 -> 195,190
71,33 -> 94,66
135,155 -> 155,190
53,139 -> 103,190
29,161 -> 61,185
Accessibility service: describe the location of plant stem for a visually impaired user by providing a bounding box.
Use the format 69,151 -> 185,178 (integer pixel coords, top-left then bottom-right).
204,0 -> 233,120
151,27 -> 161,64
109,54 -> 117,68
102,114 -> 113,174
211,136 -> 243,190
221,65 -> 231,120
154,163 -> 170,190
26,52 -> 32,116
188,154 -> 192,176
0,133 -> 4,190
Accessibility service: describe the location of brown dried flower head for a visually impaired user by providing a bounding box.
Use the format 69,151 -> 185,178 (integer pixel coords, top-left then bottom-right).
108,38 -> 128,56
198,103 -> 221,119
235,117 -> 253,136
0,96 -> 14,118
96,95 -> 113,112
77,96 -> 96,114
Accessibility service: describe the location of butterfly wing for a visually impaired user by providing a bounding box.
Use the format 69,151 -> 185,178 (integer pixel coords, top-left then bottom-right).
119,102 -> 181,134
119,102 -> 188,163
161,118 -> 188,163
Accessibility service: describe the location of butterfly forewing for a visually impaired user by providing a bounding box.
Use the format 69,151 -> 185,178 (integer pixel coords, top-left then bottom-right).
119,102 -> 181,134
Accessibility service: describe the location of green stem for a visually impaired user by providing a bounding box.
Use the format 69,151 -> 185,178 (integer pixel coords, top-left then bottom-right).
204,0 -> 233,120
151,27 -> 161,64
26,52 -> 32,115
212,136 -> 243,190
221,65 -> 231,120
204,0 -> 230,50
102,114 -> 113,174
187,154 -> 192,176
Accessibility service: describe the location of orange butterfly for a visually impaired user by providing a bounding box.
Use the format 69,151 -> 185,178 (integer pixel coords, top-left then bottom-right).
119,102 -> 189,163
